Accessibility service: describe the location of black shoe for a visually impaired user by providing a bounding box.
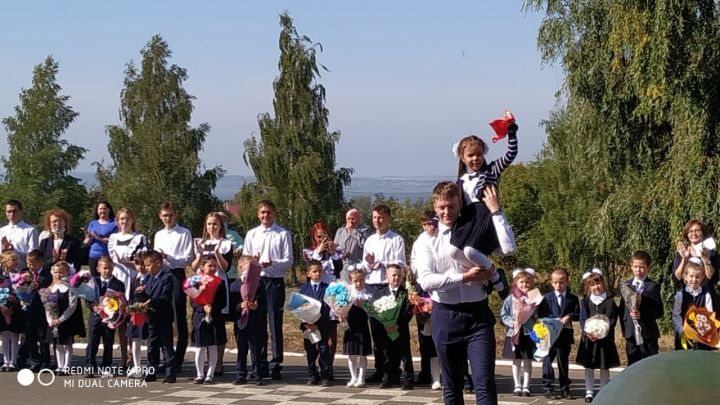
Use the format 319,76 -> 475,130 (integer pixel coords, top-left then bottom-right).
248,372 -> 256,380
414,374 -> 432,385
144,374 -> 157,382
366,373 -> 382,384
307,377 -> 320,386
162,376 -> 176,384
522,388 -> 531,397
193,377 -> 204,384
464,387 -> 475,394
401,381 -> 414,390
271,370 -> 282,380
562,391 -> 575,400
544,391 -> 555,399
0,366 -> 7,372
321,379 -> 331,387
255,379 -> 264,386
213,371 -> 223,378
233,378 -> 247,385
379,380 -> 392,389
30,366 -> 41,373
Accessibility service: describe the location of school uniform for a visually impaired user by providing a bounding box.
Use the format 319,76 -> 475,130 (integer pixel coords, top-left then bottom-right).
672,286 -> 716,351
232,282 -> 266,383
343,300 -> 372,356
619,277 -> 663,365
125,275 -> 149,340
537,289 -> 579,395
576,294 -> 620,369
45,282 -> 84,345
85,276 -> 125,371
298,280 -> 331,382
500,296 -> 536,360
382,285 -> 414,387
190,281 -> 228,347
17,268 -> 52,370
144,268 -> 177,380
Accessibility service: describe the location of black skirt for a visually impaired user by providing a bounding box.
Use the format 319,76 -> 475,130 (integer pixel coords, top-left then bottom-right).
503,330 -> 536,360
575,334 -> 620,370
450,201 -> 500,255
343,306 -> 372,356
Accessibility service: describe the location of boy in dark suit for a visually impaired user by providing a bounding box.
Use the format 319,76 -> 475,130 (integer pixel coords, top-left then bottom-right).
142,250 -> 177,383
619,250 -> 663,365
231,256 -> 266,386
299,260 -> 331,386
85,256 -> 126,377
537,267 -> 579,399
17,249 -> 52,371
381,264 -> 414,390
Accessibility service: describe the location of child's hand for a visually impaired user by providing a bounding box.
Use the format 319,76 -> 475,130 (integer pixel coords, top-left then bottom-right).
249,301 -> 258,310
307,323 -> 318,332
588,334 -> 598,342
134,285 -> 145,293
630,309 -> 640,320
49,319 -> 61,328
261,258 -> 273,268
561,315 -> 570,325
365,253 -> 375,265
507,122 -> 519,135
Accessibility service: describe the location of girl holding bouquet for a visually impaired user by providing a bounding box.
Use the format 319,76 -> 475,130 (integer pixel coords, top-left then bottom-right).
500,268 -> 541,397
576,269 -> 619,403
44,261 -> 82,375
126,256 -> 150,378
344,268 -> 373,388
190,255 -> 227,384
190,212 -> 233,376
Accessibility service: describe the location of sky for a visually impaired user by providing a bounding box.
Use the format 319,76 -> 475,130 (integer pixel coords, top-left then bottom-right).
1,1 -> 562,178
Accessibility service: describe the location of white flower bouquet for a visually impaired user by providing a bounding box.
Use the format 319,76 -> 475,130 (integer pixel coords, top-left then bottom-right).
365,293 -> 405,341
287,292 -> 323,343
584,314 -> 610,340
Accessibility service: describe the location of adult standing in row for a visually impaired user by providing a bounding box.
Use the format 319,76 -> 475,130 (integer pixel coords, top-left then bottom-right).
242,200 -> 293,380
417,182 -> 516,405
190,212 -> 233,376
217,211 -> 244,281
153,202 -> 193,374
671,219 -> 718,291
108,207 -> 147,370
361,204 -> 406,383
0,199 -> 39,265
83,200 -> 118,276
334,208 -> 371,283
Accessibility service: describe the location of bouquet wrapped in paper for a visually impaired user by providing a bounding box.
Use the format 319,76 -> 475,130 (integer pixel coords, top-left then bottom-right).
11,271 -> 38,311
584,314 -> 611,340
324,282 -> 354,329
511,286 -> 543,345
365,292 -> 405,341
530,318 -> 564,359
127,302 -> 152,327
38,287 -> 60,338
69,270 -> 99,302
621,284 -> 643,346
682,305 -> 720,349
238,262 -> 261,329
286,292 -> 323,343
0,275 -> 16,324
183,274 -> 221,324
94,289 -> 128,329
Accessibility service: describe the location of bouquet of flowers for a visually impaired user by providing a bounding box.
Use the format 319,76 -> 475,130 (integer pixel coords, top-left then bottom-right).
69,270 -> 99,302
584,314 -> 611,340
94,289 -> 128,329
324,282 -> 353,329
510,286 -> 543,345
183,274 -> 221,324
38,288 -> 60,338
0,275 -> 16,324
682,305 -> 720,349
127,301 -> 152,327
286,292 -> 323,343
621,283 -> 643,346
365,292 -> 405,341
11,271 -> 38,311
530,318 -> 564,359
238,262 -> 261,329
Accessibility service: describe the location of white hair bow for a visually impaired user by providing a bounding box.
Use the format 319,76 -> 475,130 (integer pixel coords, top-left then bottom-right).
582,267 -> 603,280
512,267 -> 536,278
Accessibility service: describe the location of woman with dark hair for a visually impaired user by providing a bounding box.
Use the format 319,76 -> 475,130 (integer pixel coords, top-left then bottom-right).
671,219 -> 718,290
83,200 -> 118,276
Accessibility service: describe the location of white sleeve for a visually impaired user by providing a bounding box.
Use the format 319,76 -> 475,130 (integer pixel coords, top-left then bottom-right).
491,213 -> 516,255
416,240 -> 463,291
242,229 -> 254,256
267,231 -> 293,274
706,292 -> 714,313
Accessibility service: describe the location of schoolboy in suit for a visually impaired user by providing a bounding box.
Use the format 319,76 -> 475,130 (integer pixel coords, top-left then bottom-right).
299,260 -> 331,386
381,264 -> 414,390
142,250 -> 177,383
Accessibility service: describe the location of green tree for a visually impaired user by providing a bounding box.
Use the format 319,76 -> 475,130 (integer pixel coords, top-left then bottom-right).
237,13 -> 353,284
97,35 -> 223,236
1,56 -> 89,228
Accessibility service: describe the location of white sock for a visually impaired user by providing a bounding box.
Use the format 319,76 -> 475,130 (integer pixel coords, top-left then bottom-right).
600,369 -> 609,388
430,357 -> 441,383
1,332 -> 10,365
195,347 -> 206,378
55,346 -> 65,370
584,368 -> 594,394
9,332 -> 19,365
347,356 -> 358,381
358,356 -> 367,381
522,359 -> 532,389
463,246 -> 492,269
63,344 -> 72,370
132,338 -> 142,369
512,359 -> 522,389
206,346 -> 218,378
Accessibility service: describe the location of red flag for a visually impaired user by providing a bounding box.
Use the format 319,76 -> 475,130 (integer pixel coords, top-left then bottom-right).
489,110 -> 515,143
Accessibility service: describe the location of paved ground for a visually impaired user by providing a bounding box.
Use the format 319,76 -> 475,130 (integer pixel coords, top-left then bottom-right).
1,349 -> 615,405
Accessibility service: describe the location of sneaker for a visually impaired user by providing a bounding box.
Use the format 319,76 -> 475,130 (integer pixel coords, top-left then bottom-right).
347,378 -> 357,388
204,377 -> 215,385
353,379 -> 366,388
585,393 -> 594,403
522,387 -> 531,397
193,377 -> 204,384
431,381 -> 442,390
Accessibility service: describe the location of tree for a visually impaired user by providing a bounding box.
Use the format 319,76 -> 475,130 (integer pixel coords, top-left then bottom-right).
1,56 -> 89,228
237,13 -> 353,284
97,35 -> 223,235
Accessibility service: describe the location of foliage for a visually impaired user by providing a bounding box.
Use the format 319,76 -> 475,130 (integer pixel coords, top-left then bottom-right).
236,13 -> 352,284
0,56 -> 89,230
96,35 -> 224,236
